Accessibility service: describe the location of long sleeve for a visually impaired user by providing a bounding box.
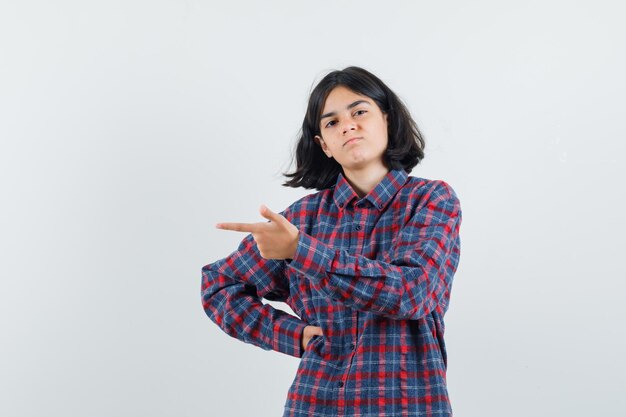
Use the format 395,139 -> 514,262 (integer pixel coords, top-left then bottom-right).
286,182 -> 462,321
201,212 -> 308,358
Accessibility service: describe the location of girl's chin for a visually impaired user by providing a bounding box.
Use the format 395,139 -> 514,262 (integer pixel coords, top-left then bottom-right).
340,159 -> 385,171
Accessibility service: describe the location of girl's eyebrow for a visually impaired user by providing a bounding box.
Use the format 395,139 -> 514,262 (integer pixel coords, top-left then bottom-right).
320,100 -> 370,120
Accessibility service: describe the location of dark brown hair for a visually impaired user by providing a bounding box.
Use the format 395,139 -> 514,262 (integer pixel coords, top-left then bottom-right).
282,66 -> 425,190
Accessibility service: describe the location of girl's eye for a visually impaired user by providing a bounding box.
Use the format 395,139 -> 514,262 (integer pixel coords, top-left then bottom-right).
324,110 -> 366,128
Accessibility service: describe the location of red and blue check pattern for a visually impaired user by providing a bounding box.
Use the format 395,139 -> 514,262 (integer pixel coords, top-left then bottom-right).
201,168 -> 462,417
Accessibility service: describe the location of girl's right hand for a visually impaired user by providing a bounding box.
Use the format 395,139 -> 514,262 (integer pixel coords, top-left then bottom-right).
302,325 -> 324,350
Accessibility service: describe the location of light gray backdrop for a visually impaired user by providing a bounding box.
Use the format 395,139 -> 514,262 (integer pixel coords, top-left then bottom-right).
1,1 -> 624,416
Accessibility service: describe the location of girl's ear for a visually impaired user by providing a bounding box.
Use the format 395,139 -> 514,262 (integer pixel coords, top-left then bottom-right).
314,135 -> 333,158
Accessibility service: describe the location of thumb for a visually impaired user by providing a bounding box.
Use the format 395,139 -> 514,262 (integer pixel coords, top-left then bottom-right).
259,204 -> 282,223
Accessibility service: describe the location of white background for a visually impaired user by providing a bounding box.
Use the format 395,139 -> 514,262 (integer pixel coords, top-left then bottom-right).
1,1 -> 624,416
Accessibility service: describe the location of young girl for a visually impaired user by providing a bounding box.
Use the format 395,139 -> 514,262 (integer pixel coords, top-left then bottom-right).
202,66 -> 462,417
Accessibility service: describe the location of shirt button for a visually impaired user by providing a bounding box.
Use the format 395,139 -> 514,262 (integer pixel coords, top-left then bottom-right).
378,203 -> 383,209
355,225 -> 361,230
356,202 -> 364,208
338,381 -> 344,388
350,343 -> 356,350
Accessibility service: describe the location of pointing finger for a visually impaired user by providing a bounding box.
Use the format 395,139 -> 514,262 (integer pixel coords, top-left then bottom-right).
215,222 -> 259,233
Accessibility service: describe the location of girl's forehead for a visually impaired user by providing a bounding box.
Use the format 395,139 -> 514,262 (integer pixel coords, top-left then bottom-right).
327,85 -> 367,99
322,87 -> 372,110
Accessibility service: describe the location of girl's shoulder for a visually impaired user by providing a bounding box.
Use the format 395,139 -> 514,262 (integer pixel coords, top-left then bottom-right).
402,175 -> 460,205
279,187 -> 333,218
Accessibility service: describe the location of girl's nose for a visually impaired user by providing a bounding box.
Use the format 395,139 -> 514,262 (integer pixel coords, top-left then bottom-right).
341,120 -> 356,135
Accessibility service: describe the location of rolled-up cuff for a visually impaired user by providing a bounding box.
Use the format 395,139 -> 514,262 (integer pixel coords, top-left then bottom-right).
287,232 -> 336,284
272,314 -> 308,358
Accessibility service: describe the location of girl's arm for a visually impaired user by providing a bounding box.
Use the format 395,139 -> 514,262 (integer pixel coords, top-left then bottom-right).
287,182 -> 462,321
201,209 -> 308,358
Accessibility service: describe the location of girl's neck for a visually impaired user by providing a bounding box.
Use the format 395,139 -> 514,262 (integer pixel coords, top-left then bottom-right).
342,164 -> 390,199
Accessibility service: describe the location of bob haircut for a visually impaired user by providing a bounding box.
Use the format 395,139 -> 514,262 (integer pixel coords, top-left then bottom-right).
283,66 -> 425,190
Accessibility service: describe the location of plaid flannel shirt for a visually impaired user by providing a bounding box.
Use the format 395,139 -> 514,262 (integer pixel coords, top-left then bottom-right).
201,168 -> 462,417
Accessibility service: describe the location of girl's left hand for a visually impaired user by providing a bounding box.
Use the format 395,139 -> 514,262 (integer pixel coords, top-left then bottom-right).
216,205 -> 300,260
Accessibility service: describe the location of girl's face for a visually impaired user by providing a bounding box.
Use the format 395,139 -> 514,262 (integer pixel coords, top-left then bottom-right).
314,86 -> 389,173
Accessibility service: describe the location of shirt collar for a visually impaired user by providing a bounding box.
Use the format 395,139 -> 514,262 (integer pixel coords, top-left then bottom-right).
333,168 -> 409,211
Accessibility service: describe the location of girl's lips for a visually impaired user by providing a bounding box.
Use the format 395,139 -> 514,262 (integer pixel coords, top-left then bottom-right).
344,137 -> 362,146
